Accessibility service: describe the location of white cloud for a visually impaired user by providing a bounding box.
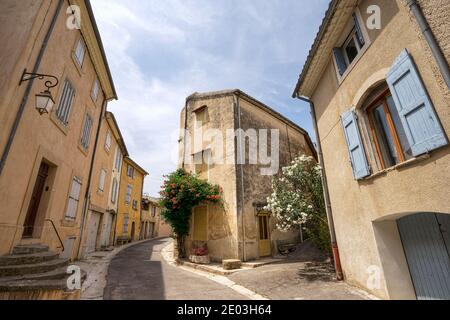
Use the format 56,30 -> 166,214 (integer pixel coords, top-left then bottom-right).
91,0 -> 329,196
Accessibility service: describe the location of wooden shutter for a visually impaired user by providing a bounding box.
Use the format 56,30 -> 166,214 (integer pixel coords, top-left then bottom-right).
99,169 -> 106,191
352,13 -> 365,47
56,80 -> 75,124
386,49 -> 447,156
66,177 -> 81,220
341,109 -> 370,180
333,48 -> 347,76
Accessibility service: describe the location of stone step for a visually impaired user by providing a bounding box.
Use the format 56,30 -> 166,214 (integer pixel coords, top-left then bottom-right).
0,252 -> 59,267
12,244 -> 49,255
0,259 -> 69,278
0,269 -> 87,293
0,279 -> 69,292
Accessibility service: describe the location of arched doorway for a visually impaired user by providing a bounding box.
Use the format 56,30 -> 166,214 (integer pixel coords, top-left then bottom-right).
397,213 -> 450,300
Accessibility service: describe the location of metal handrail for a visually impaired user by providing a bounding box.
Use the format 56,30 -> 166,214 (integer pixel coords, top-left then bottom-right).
45,219 -> 64,252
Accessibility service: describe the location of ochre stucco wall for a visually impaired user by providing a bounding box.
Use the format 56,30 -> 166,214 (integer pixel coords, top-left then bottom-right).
310,0 -> 450,299
0,0 -> 108,260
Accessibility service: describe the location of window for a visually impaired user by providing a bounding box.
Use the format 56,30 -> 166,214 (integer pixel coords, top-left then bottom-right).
341,49 -> 448,180
366,87 -> 413,169
80,114 -> 93,149
105,131 -> 112,152
98,169 -> 107,192
91,79 -> 99,102
114,147 -> 122,172
194,106 -> 208,128
333,13 -> 366,76
55,79 -> 75,125
132,200 -> 138,211
65,177 -> 82,221
127,165 -> 134,178
123,215 -> 129,234
111,178 -> 118,204
74,38 -> 86,67
193,149 -> 211,175
151,206 -> 157,217
125,185 -> 132,204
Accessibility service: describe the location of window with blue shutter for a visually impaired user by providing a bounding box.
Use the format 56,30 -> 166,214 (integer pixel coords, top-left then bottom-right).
333,48 -> 347,76
341,109 -> 371,180
386,49 -> 448,156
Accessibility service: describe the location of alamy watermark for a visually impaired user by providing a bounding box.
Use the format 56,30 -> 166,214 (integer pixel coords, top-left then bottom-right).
177,122 -> 280,176
66,265 -> 81,290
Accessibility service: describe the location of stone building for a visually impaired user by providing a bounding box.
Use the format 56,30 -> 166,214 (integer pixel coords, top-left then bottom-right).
178,90 -> 316,262
115,157 -> 148,244
140,196 -> 169,239
0,0 -> 116,297
293,0 -> 450,299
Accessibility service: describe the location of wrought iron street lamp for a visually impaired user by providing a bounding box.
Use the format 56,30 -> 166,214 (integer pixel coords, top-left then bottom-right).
19,69 -> 59,115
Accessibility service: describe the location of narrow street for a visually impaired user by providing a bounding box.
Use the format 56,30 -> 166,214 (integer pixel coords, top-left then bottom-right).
103,238 -> 248,300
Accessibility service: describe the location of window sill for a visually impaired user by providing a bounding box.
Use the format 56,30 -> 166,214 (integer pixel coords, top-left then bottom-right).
78,144 -> 89,157
50,113 -> 69,136
61,219 -> 77,228
362,154 -> 431,181
71,52 -> 84,77
336,42 -> 371,87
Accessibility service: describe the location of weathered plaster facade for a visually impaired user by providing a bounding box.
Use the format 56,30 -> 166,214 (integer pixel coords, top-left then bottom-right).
179,90 -> 316,262
0,0 -> 116,260
294,0 -> 450,299
115,157 -> 147,243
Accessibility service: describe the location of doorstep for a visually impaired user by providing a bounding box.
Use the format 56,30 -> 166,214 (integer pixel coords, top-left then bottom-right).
176,259 -> 237,276
175,256 -> 287,276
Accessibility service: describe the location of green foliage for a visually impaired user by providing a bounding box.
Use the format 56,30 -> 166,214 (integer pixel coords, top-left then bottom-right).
159,169 -> 222,238
265,155 -> 331,255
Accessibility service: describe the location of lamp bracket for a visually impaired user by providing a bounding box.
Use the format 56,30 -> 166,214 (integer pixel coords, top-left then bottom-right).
19,69 -> 59,91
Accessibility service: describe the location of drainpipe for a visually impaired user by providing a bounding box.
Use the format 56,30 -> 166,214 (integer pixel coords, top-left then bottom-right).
406,0 -> 450,89
296,96 -> 344,281
0,0 -> 64,176
76,100 -> 108,259
181,100 -> 189,169
233,94 -> 246,262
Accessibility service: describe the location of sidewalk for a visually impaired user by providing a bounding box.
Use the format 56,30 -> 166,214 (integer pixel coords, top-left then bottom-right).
163,240 -> 378,300
74,238 -> 164,300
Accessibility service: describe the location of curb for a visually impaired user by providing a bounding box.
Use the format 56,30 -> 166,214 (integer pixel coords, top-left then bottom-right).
77,238 -> 167,300
160,241 -> 269,300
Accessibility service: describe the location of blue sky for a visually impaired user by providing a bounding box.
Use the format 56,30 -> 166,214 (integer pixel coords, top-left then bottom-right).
91,0 -> 330,196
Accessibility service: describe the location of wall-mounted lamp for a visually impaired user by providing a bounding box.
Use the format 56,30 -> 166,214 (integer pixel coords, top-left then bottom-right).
19,69 -> 59,115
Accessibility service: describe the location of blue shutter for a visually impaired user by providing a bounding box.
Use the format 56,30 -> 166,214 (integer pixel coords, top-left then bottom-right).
386,49 -> 448,156
333,48 -> 347,76
341,109 -> 370,180
353,13 -> 365,47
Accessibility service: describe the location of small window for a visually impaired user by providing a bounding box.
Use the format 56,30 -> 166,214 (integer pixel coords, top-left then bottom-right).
125,185 -> 132,204
98,169 -> 107,192
365,86 -> 412,169
74,38 -> 86,67
127,165 -> 134,178
65,177 -> 82,221
193,149 -> 211,175
105,131 -> 112,152
123,215 -> 129,233
333,13 -> 366,76
194,106 -> 208,128
114,147 -> 122,172
80,114 -> 93,150
91,79 -> 99,102
111,178 -> 118,204
132,200 -> 138,211
56,79 -> 75,125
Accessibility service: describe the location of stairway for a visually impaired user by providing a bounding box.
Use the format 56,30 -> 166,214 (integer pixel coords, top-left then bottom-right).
0,244 -> 85,298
